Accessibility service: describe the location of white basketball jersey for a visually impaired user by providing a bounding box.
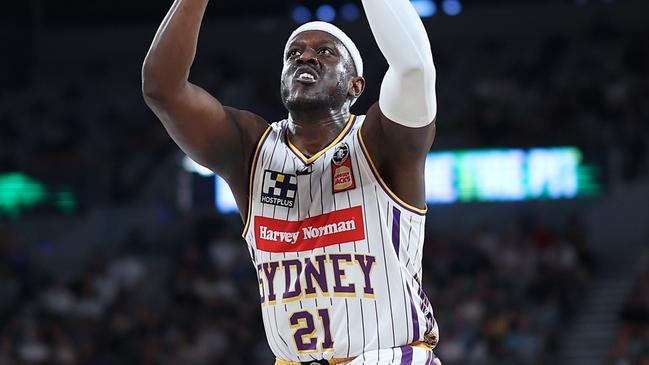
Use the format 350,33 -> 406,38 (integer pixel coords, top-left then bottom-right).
242,115 -> 437,362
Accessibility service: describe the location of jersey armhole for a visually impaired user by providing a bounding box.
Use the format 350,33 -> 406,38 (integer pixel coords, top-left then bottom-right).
356,128 -> 428,216
241,127 -> 272,238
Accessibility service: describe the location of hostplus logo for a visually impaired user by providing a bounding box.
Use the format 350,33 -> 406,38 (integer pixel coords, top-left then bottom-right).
261,170 -> 297,208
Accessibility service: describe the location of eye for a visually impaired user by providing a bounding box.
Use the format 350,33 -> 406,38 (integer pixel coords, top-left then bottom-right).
287,49 -> 301,59
318,48 -> 334,56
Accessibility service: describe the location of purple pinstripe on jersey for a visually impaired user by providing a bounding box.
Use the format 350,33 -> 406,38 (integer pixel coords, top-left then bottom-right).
400,345 -> 413,365
406,284 -> 420,341
392,207 -> 401,256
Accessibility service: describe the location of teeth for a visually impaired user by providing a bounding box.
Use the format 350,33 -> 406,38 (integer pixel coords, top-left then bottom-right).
298,73 -> 315,81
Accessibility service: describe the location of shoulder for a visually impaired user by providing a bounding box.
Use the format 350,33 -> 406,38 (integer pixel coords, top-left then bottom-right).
361,103 -> 435,159
250,118 -> 289,151
270,118 -> 289,132
353,115 -> 367,128
262,118 -> 288,141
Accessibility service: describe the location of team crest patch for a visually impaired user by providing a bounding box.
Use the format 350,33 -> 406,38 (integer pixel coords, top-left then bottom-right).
261,170 -> 297,208
331,143 -> 356,194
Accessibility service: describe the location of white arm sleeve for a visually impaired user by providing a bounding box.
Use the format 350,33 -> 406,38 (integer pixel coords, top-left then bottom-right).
361,0 -> 437,127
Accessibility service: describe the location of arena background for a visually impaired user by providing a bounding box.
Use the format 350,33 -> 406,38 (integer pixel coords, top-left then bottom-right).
1,0 -> 649,364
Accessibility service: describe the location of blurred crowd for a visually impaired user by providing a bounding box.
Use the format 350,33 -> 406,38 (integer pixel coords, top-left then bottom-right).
0,209 -> 595,364
426,215 -> 594,365
609,263 -> 649,365
1,19 -> 649,218
0,59 -> 172,207
437,20 -> 649,173
0,212 -> 267,365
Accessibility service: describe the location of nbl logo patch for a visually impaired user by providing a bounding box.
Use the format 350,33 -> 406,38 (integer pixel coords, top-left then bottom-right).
261,170 -> 297,208
331,143 -> 356,194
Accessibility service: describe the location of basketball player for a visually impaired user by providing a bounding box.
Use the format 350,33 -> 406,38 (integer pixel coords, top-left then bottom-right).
143,0 -> 439,364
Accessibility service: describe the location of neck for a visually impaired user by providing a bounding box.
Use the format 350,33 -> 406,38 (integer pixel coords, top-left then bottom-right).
287,108 -> 351,158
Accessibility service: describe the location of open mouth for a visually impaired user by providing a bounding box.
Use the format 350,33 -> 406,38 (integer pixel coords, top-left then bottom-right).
294,68 -> 318,84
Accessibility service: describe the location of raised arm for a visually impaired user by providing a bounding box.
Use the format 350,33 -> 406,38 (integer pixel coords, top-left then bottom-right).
360,0 -> 438,210
142,0 -> 268,192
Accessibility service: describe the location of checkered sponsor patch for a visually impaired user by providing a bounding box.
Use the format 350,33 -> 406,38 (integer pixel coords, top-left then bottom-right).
261,170 -> 297,208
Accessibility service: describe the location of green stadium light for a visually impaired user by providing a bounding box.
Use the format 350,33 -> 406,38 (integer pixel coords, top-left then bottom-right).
0,172 -> 78,219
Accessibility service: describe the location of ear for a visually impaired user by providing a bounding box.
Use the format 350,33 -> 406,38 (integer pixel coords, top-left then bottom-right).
349,76 -> 366,99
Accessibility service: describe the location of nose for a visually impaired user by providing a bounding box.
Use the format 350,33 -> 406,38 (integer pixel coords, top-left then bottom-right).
296,48 -> 319,67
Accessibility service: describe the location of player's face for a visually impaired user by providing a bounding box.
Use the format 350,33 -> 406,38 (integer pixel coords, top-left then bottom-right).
281,31 -> 357,112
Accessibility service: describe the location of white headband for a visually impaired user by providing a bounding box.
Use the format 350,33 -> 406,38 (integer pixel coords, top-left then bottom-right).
284,21 -> 364,77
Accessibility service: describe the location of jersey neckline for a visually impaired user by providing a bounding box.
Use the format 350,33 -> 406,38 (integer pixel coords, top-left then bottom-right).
285,115 -> 357,166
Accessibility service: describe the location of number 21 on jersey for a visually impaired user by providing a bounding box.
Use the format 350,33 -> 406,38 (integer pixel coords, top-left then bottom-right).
290,308 -> 334,353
